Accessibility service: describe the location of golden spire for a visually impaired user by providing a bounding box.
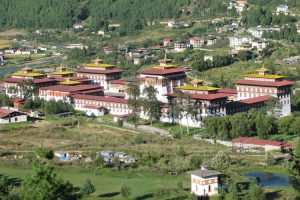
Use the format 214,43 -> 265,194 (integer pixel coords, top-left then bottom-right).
92,58 -> 103,65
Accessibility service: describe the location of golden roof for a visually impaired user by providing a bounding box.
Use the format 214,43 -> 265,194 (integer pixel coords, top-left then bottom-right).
50,71 -> 74,75
12,71 -> 44,77
84,63 -> 115,68
256,67 -> 269,72
59,78 -> 81,85
243,74 -> 284,79
57,65 -> 68,71
177,85 -> 219,91
92,58 -> 104,64
21,66 -> 33,72
190,79 -> 204,85
153,65 -> 176,70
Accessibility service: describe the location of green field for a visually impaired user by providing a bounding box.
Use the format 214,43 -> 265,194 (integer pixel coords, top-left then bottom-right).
0,118 -> 299,199
0,165 -> 189,199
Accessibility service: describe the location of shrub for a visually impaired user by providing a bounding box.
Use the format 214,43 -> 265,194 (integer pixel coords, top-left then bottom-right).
35,147 -> 54,160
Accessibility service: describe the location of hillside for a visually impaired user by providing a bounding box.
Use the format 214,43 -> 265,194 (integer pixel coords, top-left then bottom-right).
0,0 -> 226,30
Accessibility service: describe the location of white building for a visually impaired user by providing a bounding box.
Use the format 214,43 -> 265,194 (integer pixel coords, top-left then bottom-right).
0,108 -> 28,124
0,52 -> 4,62
189,37 -> 205,48
276,5 -> 289,15
174,41 -> 187,52
235,68 -> 294,116
248,27 -> 274,38
138,58 -> 186,103
251,39 -> 268,50
229,35 -> 253,47
190,169 -> 222,196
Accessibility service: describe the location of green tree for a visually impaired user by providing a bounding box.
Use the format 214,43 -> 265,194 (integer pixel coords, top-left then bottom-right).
246,179 -> 265,200
127,81 -> 141,127
256,111 -> 273,139
288,137 -> 300,176
265,152 -> 276,166
189,155 -> 202,169
35,147 -> 54,160
0,175 -> 10,197
20,164 -> 80,200
81,179 -> 95,197
226,184 -> 239,200
17,79 -> 38,99
210,151 -> 232,183
120,184 -> 131,199
142,85 -> 161,126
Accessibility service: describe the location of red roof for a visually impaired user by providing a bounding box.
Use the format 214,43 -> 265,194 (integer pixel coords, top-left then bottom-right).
110,80 -> 127,85
165,92 -> 229,101
235,80 -> 294,87
240,95 -> 271,104
33,78 -> 57,84
163,37 -> 173,42
0,108 -> 26,118
2,78 -> 23,83
233,137 -> 293,148
39,85 -> 102,93
72,94 -> 128,104
138,68 -> 186,75
218,88 -> 237,95
76,69 -> 124,74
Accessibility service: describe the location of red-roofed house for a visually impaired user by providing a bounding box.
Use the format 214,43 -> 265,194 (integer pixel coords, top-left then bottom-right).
163,38 -> 173,46
0,108 -> 28,124
232,137 -> 293,151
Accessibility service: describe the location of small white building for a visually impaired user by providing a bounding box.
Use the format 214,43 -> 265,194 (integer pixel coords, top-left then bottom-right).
82,105 -> 106,117
276,5 -> 289,15
174,41 -> 187,52
0,52 -> 4,62
189,37 -> 205,48
229,35 -> 253,47
206,36 -> 217,46
248,27 -> 274,38
190,169 -> 222,197
0,108 -> 28,124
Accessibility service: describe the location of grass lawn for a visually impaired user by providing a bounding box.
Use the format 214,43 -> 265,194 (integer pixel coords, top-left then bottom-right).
0,165 -> 189,199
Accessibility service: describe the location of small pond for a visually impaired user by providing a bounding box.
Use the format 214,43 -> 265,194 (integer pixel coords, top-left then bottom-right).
244,172 -> 291,187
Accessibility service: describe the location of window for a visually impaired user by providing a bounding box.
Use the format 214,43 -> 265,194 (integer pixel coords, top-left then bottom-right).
208,185 -> 211,193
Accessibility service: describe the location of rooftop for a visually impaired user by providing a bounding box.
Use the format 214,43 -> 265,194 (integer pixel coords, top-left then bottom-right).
40,85 -> 102,93
12,71 -> 45,77
177,85 -> 219,91
110,80 -> 127,85
84,63 -> 115,68
235,80 -> 294,87
189,169 -> 222,178
165,92 -> 229,101
138,68 -> 186,76
76,68 -> 124,74
50,71 -> 74,75
233,137 -> 293,148
0,108 -> 26,118
243,74 -> 284,79
240,95 -> 271,104
72,94 -> 128,103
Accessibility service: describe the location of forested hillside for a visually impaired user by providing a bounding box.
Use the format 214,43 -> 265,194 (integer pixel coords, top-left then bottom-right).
0,0 -> 226,30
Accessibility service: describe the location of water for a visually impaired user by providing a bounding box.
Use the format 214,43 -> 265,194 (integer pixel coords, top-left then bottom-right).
0,59 -> 62,76
244,172 -> 291,187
